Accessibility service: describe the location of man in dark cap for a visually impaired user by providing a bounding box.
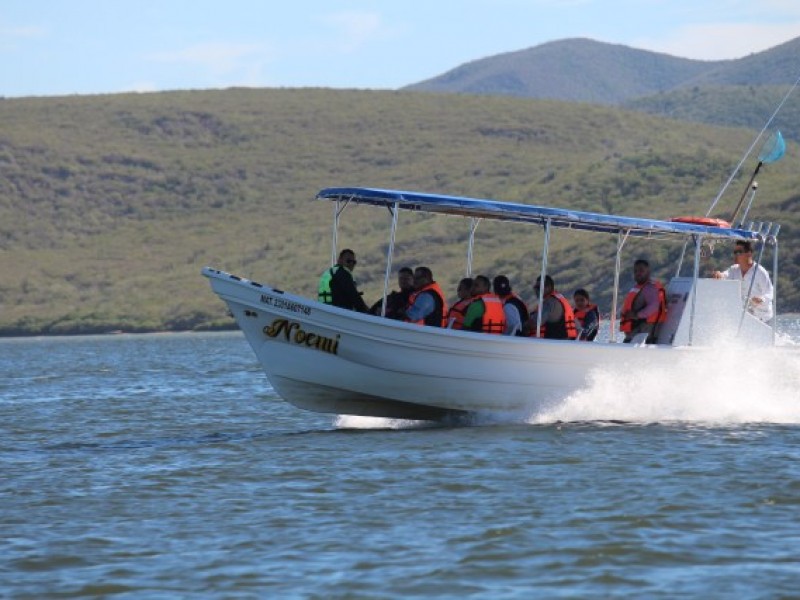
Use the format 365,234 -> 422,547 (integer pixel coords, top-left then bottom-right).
493,275 -> 529,336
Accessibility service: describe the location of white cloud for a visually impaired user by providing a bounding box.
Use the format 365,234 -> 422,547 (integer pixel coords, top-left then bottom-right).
125,81 -> 159,93
0,23 -> 47,38
633,22 -> 800,60
318,11 -> 393,53
0,21 -> 47,53
148,42 -> 273,75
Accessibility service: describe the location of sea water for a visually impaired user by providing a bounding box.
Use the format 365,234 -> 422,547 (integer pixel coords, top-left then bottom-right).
2,321 -> 800,597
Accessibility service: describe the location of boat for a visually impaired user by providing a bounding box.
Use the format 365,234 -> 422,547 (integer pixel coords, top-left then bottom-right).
202,185 -> 782,423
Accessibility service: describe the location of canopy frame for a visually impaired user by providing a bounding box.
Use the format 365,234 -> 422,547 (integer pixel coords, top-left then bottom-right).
317,187 -> 780,342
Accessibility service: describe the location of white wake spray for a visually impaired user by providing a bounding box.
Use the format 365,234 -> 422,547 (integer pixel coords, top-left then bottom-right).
334,326 -> 800,429
333,415 -> 436,430
532,342 -> 800,425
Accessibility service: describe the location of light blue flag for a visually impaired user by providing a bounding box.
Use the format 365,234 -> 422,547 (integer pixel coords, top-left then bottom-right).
758,130 -> 785,164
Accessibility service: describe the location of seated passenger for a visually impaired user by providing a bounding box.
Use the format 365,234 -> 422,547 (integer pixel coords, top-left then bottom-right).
573,288 -> 600,341
318,248 -> 368,312
523,275 -> 577,340
447,277 -> 474,329
493,275 -> 529,336
462,275 -> 506,334
620,259 -> 667,343
402,266 -> 448,327
370,266 -> 415,320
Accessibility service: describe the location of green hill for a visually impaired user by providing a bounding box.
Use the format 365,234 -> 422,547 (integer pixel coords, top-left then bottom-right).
403,37 -> 800,137
404,38 -> 717,104
1,89 -> 798,335
404,37 -> 800,104
680,37 -> 800,87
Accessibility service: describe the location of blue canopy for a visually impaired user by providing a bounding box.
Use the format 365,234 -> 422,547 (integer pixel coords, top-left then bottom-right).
317,187 -> 766,242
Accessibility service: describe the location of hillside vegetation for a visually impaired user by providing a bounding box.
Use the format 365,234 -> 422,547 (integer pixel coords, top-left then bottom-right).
625,85 -> 800,141
1,89 -> 798,335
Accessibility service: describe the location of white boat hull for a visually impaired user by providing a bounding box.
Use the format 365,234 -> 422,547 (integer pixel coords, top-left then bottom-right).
204,267 -> 691,421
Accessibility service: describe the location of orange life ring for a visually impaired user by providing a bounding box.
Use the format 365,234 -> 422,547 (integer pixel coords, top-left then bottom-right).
670,216 -> 731,228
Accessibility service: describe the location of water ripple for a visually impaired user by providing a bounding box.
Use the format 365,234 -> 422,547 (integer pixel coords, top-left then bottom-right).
2,332 -> 800,597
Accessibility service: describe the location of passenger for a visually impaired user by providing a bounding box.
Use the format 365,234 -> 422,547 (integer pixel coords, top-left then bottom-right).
573,288 -> 600,342
402,266 -> 448,327
318,248 -> 369,312
522,275 -> 577,340
712,240 -> 774,322
493,275 -> 529,336
620,259 -> 667,343
370,266 -> 415,320
446,277 -> 474,329
462,275 -> 506,334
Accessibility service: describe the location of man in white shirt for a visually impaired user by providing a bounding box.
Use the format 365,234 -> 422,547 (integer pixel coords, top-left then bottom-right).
713,241 -> 774,322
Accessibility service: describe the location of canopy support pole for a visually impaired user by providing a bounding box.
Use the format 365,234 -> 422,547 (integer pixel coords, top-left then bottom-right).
675,241 -> 687,278
466,218 -> 480,276
610,230 -> 629,343
688,235 -> 702,346
331,201 -> 340,266
331,196 -> 353,266
534,219 -> 551,339
772,226 -> 780,345
380,204 -> 399,318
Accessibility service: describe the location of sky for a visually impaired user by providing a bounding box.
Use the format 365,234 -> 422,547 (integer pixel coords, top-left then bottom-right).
2,0 -> 800,98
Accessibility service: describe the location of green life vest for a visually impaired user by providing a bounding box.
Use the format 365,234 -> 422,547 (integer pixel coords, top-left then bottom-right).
318,266 -> 339,304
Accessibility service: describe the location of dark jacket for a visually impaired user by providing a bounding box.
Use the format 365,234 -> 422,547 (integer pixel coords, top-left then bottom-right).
370,289 -> 412,319
331,267 -> 368,312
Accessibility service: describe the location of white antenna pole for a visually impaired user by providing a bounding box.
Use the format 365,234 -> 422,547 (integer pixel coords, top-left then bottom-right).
705,73 -> 800,217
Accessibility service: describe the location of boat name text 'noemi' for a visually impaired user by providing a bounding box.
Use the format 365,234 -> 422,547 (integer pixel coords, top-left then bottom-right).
263,318 -> 340,355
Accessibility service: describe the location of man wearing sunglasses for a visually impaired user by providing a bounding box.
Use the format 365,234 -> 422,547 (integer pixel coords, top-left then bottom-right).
318,249 -> 369,312
713,241 -> 774,322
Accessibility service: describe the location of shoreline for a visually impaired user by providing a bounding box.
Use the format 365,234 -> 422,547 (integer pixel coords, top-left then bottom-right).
3,315 -> 799,340
0,323 -> 239,340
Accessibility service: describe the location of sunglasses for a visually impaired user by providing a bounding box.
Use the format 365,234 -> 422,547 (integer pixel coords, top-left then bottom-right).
345,259 -> 357,265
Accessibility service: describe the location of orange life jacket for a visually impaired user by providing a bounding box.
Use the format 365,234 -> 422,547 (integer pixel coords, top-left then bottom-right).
447,297 -> 473,330
574,303 -> 600,341
537,291 -> 578,340
475,293 -> 506,335
407,281 -> 449,327
619,280 -> 667,333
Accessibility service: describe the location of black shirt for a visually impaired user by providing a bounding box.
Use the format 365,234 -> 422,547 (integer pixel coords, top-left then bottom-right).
370,289 -> 412,319
330,267 -> 368,312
